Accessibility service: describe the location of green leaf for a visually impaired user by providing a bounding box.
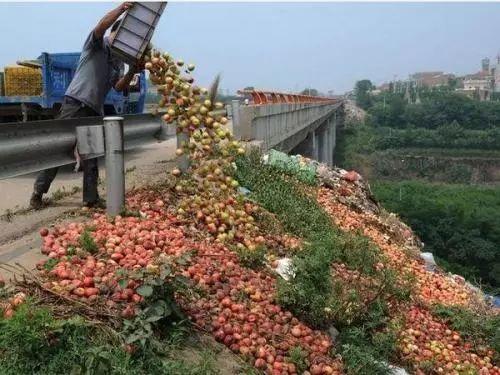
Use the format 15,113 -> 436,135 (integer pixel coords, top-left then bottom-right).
125,333 -> 142,344
147,300 -> 165,315
118,279 -> 128,289
174,275 -> 190,285
130,269 -> 145,280
136,285 -> 153,297
160,265 -> 172,279
115,269 -> 126,277
145,315 -> 164,323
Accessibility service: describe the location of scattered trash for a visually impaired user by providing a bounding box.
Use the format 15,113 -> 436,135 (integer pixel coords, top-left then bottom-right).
238,186 -> 251,196
388,364 -> 410,375
274,257 -> 294,281
328,325 -> 339,341
264,150 -> 317,185
420,252 -> 437,272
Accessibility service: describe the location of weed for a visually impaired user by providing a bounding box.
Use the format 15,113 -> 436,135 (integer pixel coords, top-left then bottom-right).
235,153 -> 333,239
236,153 -> 412,371
119,208 -> 142,218
338,322 -> 398,375
66,246 -> 76,256
432,304 -> 500,357
79,230 -> 99,254
189,350 -> 219,375
44,258 -> 59,271
235,244 -> 267,269
0,301 -> 218,375
1,209 -> 13,222
287,346 -> 308,373
51,188 -> 66,201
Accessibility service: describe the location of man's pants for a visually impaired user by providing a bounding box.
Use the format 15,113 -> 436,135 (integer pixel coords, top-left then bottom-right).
33,101 -> 100,203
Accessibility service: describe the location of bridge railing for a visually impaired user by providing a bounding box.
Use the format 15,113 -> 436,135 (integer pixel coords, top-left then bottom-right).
231,94 -> 343,152
237,90 -> 337,105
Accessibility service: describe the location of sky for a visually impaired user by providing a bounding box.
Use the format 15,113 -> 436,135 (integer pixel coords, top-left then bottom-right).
1,2 -> 500,94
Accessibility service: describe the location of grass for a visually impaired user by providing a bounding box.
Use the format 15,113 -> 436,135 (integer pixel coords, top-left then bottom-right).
0,301 -> 227,375
431,304 -> 500,359
0,209 -> 14,222
79,229 -> 99,254
234,244 -> 267,269
51,186 -> 82,202
234,152 -> 407,372
287,346 -> 308,373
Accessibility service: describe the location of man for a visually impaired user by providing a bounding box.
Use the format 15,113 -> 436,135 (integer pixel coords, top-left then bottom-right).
30,2 -> 142,209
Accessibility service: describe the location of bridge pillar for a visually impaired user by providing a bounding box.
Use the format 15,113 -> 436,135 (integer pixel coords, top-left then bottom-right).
319,124 -> 329,165
331,113 -> 337,163
312,129 -> 320,161
326,118 -> 333,166
293,130 -> 314,159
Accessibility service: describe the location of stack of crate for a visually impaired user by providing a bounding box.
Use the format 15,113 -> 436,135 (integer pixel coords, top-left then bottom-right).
0,72 -> 4,96
4,66 -> 42,96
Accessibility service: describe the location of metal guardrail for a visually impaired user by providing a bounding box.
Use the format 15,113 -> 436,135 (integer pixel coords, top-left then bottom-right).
0,113 -> 171,180
237,90 -> 337,105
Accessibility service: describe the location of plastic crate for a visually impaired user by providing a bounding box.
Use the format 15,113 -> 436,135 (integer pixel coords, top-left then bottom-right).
111,2 -> 167,64
0,72 -> 4,96
4,66 -> 42,96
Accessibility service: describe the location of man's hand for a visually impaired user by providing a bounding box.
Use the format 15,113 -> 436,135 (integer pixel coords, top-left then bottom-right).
134,58 -> 146,72
94,2 -> 135,39
120,2 -> 134,13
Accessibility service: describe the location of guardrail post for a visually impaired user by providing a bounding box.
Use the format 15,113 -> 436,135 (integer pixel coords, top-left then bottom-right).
104,117 -> 125,216
176,131 -> 190,172
231,100 -> 241,139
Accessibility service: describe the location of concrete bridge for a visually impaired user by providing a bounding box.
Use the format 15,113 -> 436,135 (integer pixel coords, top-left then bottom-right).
230,90 -> 344,166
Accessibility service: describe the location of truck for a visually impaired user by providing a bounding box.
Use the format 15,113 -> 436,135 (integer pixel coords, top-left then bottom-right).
0,52 -> 147,123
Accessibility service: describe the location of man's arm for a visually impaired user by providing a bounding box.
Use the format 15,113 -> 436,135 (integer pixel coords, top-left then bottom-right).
114,61 -> 145,92
94,2 -> 134,39
115,69 -> 137,92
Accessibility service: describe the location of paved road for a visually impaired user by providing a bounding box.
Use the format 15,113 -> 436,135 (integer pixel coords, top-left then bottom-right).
0,137 -> 177,213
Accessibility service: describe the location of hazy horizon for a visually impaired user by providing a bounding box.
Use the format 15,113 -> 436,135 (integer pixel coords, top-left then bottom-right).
2,2 -> 500,94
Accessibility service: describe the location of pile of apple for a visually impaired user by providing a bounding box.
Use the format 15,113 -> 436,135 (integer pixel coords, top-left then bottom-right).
0,183 -> 342,374
317,186 -> 499,373
34,205 -> 192,318
144,51 -> 264,250
317,187 -> 473,308
398,306 -> 498,374
177,240 -> 343,374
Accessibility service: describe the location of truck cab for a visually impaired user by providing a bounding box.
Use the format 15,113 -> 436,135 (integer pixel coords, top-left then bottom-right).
0,52 -> 147,123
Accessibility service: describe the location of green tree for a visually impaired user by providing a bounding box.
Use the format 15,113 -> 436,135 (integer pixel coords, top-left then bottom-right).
355,80 -> 374,110
301,88 -> 319,96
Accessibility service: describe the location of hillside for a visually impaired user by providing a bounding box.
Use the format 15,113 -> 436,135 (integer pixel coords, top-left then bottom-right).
0,152 -> 498,374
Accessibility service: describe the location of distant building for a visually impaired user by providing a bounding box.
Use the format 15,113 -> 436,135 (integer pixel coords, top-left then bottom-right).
463,77 -> 491,91
455,57 -> 495,100
494,56 -> 500,92
482,57 -> 490,74
409,71 -> 454,88
378,83 -> 392,92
